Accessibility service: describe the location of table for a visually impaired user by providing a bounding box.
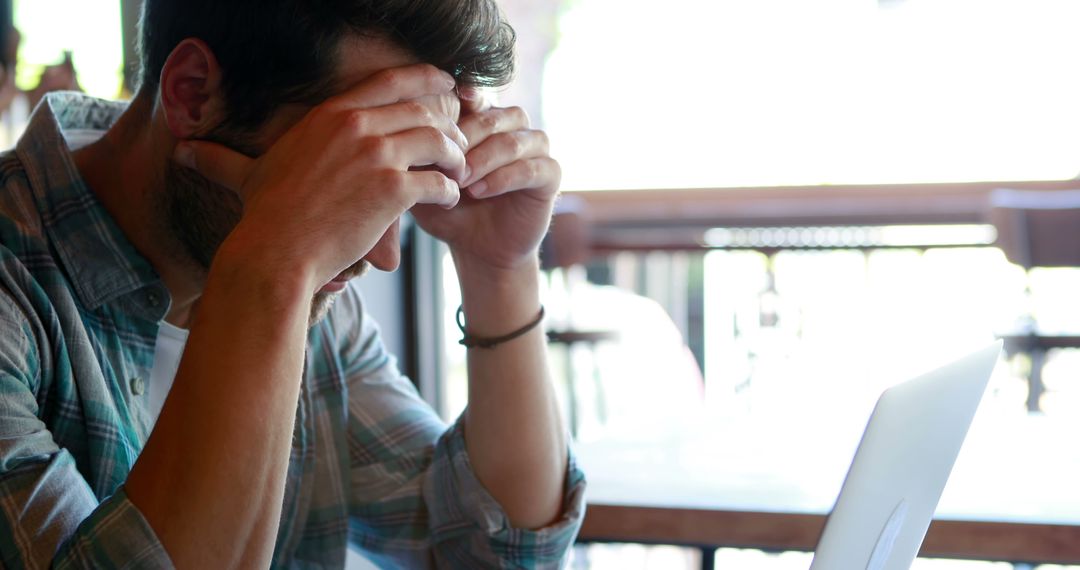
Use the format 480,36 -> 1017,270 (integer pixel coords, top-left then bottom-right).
574,410 -> 1080,566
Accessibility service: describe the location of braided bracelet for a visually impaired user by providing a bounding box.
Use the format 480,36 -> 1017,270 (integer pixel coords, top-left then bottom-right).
456,305 -> 545,349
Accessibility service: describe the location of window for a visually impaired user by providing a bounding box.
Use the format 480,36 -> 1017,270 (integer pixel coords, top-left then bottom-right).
434,1 -> 1080,566
13,0 -> 125,99
543,0 -> 1080,190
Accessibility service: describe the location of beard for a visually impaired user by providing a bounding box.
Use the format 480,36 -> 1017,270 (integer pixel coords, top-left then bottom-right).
308,260 -> 372,325
159,160 -> 367,328
162,160 -> 243,272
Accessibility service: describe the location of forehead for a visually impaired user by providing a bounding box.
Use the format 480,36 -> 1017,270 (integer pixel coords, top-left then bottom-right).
249,34 -> 428,152
332,34 -> 420,92
328,34 -> 463,126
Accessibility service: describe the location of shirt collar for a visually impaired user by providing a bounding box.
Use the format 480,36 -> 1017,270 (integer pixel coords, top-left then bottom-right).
15,92 -> 166,317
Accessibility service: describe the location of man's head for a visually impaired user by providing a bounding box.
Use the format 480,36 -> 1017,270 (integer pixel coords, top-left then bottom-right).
134,0 -> 516,325
138,0 -> 515,134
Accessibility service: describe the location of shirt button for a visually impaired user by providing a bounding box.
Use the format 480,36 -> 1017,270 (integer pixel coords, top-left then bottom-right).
146,292 -> 161,307
130,377 -> 145,396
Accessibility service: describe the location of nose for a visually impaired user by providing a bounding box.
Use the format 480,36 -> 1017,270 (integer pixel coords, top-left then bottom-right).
365,219 -> 401,272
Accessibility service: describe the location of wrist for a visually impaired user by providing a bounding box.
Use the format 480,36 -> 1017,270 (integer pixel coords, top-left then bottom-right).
452,252 -> 542,337
451,250 -> 540,287
213,227 -> 321,302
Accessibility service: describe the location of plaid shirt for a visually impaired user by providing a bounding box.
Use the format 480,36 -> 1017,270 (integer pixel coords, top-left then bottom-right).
0,93 -> 585,569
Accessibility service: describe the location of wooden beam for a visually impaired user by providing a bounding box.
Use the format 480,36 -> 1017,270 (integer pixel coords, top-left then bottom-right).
579,504 -> 1080,564
571,181 -> 1080,230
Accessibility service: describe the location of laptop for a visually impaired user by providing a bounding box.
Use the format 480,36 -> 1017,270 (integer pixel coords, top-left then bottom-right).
809,341 -> 1002,570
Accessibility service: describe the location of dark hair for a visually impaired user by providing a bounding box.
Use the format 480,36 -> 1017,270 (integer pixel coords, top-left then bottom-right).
0,0 -> 12,70
137,0 -> 516,131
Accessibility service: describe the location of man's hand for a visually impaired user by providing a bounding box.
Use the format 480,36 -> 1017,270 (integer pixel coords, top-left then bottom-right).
411,88 -> 561,273
414,89 -> 568,530
175,64 -> 467,292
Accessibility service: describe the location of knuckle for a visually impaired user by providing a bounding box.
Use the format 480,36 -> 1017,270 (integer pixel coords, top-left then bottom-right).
377,67 -> 404,90
485,176 -> 506,195
358,136 -> 393,164
525,159 -> 542,181
421,64 -> 450,86
549,158 -> 562,180
478,112 -> 500,134
507,106 -> 531,127
378,169 -> 409,201
403,101 -> 434,124
418,126 -> 447,148
419,106 -> 438,127
343,109 -> 371,133
534,129 -> 550,150
465,149 -> 490,173
501,132 -> 526,158
437,172 -> 457,195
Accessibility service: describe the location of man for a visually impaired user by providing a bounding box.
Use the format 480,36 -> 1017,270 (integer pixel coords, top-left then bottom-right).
0,0 -> 584,568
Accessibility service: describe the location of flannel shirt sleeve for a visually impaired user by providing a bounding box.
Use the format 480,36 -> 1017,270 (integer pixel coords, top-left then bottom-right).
0,288 -> 172,569
338,289 -> 585,569
423,418 -> 587,569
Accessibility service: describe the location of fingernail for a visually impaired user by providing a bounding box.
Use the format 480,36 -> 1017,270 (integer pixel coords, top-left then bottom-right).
174,144 -> 195,169
462,165 -> 472,184
469,180 -> 489,198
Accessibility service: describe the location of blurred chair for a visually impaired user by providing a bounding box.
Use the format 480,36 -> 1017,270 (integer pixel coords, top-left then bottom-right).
541,198 -> 705,439
541,197 -> 617,437
989,188 -> 1080,412
541,195 -> 592,271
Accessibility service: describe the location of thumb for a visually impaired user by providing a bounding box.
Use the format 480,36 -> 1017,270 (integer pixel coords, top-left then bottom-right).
174,141 -> 256,199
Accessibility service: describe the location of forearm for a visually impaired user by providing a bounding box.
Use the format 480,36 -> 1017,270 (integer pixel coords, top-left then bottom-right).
125,242 -> 314,569
455,253 -> 567,530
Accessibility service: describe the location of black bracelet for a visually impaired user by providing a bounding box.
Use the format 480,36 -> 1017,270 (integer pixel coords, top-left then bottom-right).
456,305 -> 545,349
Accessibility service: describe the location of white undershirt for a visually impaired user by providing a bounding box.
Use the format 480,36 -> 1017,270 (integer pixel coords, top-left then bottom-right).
148,321 -> 189,425
64,128 -> 104,150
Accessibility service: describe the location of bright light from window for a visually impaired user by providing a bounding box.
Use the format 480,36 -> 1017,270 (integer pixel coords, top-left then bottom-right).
544,0 -> 1080,190
14,0 -> 124,99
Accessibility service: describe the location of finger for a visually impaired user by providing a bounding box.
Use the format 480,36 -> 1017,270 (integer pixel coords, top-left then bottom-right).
462,129 -> 549,188
467,157 -> 561,200
458,106 -> 530,150
174,141 -> 256,198
352,100 -> 468,154
379,126 -> 469,183
412,93 -> 462,126
405,170 -> 461,209
327,64 -> 456,110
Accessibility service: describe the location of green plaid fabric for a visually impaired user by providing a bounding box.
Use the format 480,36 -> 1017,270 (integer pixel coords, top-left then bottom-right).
0,93 -> 585,569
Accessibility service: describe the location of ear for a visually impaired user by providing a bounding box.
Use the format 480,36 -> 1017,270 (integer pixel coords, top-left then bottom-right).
159,38 -> 226,139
